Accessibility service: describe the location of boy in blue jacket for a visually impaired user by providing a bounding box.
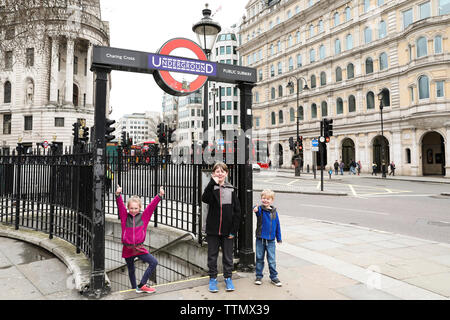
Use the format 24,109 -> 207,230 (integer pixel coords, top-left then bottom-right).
253,189 -> 282,286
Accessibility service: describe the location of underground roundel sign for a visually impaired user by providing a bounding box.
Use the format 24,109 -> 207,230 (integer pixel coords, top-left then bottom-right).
150,38 -> 216,96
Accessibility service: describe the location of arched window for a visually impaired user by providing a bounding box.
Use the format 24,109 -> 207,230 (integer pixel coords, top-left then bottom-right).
364,27 -> 372,43
366,91 -> 375,109
278,110 -> 284,123
418,75 -> 430,99
434,35 -> 442,54
270,44 -> 274,56
270,64 -> 275,77
416,37 -> 427,57
271,87 -> 276,99
288,57 -> 293,71
346,34 -> 353,50
277,40 -> 281,52
366,57 -> 373,74
336,98 -> 344,114
334,12 -> 340,26
335,38 -> 341,54
379,52 -> 388,70
336,67 -> 342,82
287,35 -> 293,47
320,71 -> 327,86
379,20 -> 387,39
321,101 -> 328,117
4,81 -> 11,103
310,74 -> 316,88
347,63 -> 355,79
311,103 -> 317,118
318,20 -> 324,33
345,7 -> 351,21
290,108 -> 295,122
298,106 -> 304,120
278,85 -> 283,97
309,24 -> 314,37
319,45 -> 326,59
364,0 -> 370,12
348,95 -> 356,112
271,111 -> 276,125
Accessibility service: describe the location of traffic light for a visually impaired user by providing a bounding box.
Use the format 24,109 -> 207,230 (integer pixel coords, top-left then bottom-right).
157,123 -> 167,144
121,131 -> 127,148
80,126 -> 89,143
168,127 -> 175,143
298,136 -> 303,151
72,122 -> 80,145
105,118 -> 116,142
289,137 -> 294,151
324,118 -> 333,139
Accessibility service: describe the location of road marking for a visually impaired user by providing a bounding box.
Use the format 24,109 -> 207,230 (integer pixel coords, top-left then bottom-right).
348,184 -> 358,197
316,181 -> 321,190
298,203 -> 390,216
287,179 -> 298,186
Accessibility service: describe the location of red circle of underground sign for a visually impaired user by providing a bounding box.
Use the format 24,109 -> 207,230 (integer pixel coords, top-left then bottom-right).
154,38 -> 207,96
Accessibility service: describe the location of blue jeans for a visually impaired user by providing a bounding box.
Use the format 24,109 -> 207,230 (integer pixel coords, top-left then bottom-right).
255,238 -> 278,280
125,253 -> 158,289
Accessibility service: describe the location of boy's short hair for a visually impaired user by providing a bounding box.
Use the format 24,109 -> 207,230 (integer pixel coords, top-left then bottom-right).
212,161 -> 229,173
127,196 -> 142,209
261,189 -> 275,200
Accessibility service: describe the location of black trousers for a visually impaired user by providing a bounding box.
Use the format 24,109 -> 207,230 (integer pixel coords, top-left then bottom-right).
206,235 -> 234,279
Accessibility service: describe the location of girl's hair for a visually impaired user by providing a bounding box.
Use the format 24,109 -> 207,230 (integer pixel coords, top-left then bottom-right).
212,161 -> 229,173
127,196 -> 142,209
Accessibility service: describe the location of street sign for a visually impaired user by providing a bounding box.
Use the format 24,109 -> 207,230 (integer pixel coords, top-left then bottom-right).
312,139 -> 319,147
319,136 -> 325,143
312,147 -> 319,152
43,141 -> 49,149
217,139 -> 224,145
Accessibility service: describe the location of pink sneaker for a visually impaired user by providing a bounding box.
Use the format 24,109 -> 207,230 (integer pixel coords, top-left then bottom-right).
136,284 -> 156,294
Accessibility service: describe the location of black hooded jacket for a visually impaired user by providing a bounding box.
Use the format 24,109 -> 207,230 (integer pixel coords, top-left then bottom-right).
201,178 -> 241,236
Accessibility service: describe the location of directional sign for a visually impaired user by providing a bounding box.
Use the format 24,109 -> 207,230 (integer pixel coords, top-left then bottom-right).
42,141 -> 49,149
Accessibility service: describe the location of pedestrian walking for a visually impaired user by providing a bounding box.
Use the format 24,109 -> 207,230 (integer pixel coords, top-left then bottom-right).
372,162 -> 377,176
334,160 -> 339,175
357,161 -> 362,175
202,162 -> 241,293
339,160 -> 345,175
349,159 -> 356,175
115,184 -> 164,294
253,189 -> 282,287
389,161 -> 396,176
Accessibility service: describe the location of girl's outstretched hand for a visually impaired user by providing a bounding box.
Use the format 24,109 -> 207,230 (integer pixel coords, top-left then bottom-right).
159,186 -> 165,197
115,185 -> 122,197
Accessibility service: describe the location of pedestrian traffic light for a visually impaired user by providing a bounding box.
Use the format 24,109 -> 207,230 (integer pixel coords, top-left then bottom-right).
105,118 -> 116,142
324,118 -> 333,139
289,137 -> 294,151
72,122 -> 80,145
80,126 -> 89,143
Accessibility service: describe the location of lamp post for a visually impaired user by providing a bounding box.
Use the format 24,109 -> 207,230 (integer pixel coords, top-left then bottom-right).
377,90 -> 387,178
193,3 -> 221,151
287,76 -> 309,176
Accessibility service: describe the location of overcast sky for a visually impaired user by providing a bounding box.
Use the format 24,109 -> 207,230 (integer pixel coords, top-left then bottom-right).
101,0 -> 248,120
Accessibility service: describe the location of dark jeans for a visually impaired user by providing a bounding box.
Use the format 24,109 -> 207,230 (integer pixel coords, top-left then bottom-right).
206,235 -> 234,279
125,253 -> 158,289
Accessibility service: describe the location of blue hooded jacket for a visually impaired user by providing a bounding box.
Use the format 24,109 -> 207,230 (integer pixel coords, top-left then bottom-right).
254,205 -> 282,242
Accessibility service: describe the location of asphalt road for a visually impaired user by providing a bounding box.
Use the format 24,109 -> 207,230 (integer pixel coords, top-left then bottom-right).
253,175 -> 450,244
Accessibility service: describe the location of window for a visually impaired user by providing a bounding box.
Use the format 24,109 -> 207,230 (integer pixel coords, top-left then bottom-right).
277,62 -> 282,74
345,7 -> 351,21
288,35 -> 293,47
227,115 -> 232,124
5,51 -> 13,69
347,63 -> 355,79
310,49 -> 315,63
318,20 -> 323,33
270,44 -> 274,56
434,36 -> 443,53
419,2 -> 431,20
335,39 -> 341,54
366,57 -> 374,74
346,34 -> 353,50
271,65 -> 275,77
309,24 -> 314,38
298,106 -> 304,120
366,92 -> 375,109
320,71 -> 327,86
226,46 -> 232,54
290,108 -> 295,122
74,56 -> 78,75
297,54 -> 302,67
4,81 -> 12,103
439,0 -> 450,15
278,110 -> 284,123
410,86 -> 415,102
319,45 -> 326,59
334,12 -> 340,26
55,117 -> 64,127
378,0 -> 384,5
26,48 -> 34,67
336,67 -> 342,82
277,41 -> 281,52
287,10 -> 292,19
348,95 -> 356,112
406,148 -> 411,164
436,81 -> 444,97
271,87 -> 276,99
24,116 -> 33,131
379,21 -> 387,39
3,114 -> 11,135
311,103 -> 317,119
379,52 -> 388,70
227,87 -> 232,96
336,98 -> 343,114
310,75 -> 316,88
288,57 -> 293,71
278,85 -> 283,97
416,37 -> 428,57
364,0 -> 370,12
258,69 -> 263,81
271,112 -> 276,125
364,27 -> 372,43
403,9 -> 413,29
296,31 -> 301,43
321,101 -> 328,117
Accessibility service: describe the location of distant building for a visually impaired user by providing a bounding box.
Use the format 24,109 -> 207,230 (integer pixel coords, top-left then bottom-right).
115,112 -> 161,145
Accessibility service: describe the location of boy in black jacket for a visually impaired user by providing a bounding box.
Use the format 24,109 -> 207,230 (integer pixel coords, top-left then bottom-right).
202,162 -> 241,293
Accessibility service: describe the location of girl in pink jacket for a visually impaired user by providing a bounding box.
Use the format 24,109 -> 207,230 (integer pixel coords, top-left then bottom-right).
115,185 -> 164,294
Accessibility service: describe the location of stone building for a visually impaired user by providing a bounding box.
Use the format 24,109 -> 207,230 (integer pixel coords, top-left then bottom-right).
238,0 -> 450,176
0,0 -> 110,154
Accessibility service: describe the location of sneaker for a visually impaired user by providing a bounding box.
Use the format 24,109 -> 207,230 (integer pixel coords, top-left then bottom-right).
271,278 -> 282,287
224,277 -> 235,291
254,277 -> 262,285
136,284 -> 156,294
209,278 -> 218,293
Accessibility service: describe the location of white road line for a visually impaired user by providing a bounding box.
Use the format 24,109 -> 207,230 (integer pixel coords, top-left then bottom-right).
287,179 -> 298,185
298,203 -> 390,216
348,184 -> 357,197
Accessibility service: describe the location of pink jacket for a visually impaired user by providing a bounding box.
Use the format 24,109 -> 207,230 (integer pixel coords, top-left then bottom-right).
116,194 -> 161,258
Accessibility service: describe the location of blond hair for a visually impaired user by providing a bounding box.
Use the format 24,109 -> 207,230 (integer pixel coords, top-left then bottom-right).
212,161 -> 229,173
127,196 -> 142,210
261,189 -> 275,200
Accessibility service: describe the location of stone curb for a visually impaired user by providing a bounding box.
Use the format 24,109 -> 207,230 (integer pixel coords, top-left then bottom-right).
253,189 -> 348,196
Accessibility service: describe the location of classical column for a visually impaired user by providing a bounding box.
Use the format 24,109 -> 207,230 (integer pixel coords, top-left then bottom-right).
392,130 -> 402,174
85,42 -> 94,107
411,128 -> 419,176
446,125 -> 450,178
65,36 -> 75,105
49,37 -> 59,104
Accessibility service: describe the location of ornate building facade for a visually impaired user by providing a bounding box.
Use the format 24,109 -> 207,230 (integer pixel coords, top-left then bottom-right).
0,1 -> 110,154
239,0 -> 450,176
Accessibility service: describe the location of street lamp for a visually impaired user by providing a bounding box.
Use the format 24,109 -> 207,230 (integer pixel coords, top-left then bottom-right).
193,3 -> 221,150
377,89 -> 386,178
287,76 -> 309,176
